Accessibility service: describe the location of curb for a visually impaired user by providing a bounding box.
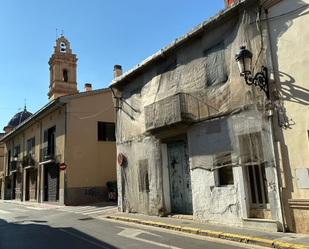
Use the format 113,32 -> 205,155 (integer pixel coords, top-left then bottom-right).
106,215 -> 309,249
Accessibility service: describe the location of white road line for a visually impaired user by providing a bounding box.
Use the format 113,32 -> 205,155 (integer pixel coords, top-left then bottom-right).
0,210 -> 11,214
65,206 -> 116,214
63,206 -> 97,212
63,204 -> 112,211
82,207 -> 117,215
12,208 -> 29,212
74,206 -> 116,213
60,229 -> 111,249
25,207 -> 45,210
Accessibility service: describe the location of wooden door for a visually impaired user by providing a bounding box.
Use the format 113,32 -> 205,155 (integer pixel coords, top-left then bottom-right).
167,141 -> 193,215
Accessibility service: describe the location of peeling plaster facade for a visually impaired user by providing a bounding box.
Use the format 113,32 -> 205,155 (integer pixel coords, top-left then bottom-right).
110,0 -> 284,232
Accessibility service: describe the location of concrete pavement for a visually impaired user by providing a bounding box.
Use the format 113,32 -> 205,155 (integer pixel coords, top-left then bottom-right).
2,200 -> 309,249
106,213 -> 309,249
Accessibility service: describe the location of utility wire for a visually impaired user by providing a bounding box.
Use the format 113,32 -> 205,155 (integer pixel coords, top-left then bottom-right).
250,3 -> 309,24
66,103 -> 114,120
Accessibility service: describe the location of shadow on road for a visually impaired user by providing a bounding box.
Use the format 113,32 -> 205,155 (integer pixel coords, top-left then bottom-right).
0,218 -> 118,249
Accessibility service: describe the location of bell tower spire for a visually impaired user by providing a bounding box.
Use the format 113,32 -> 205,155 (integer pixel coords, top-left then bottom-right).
48,36 -> 79,101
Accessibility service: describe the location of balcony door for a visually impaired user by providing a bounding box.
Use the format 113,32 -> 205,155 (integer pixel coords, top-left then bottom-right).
43,126 -> 56,158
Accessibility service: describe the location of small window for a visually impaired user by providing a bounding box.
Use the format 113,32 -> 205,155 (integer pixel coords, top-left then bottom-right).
139,159 -> 149,192
98,122 -> 116,141
218,166 -> 234,186
213,151 -> 234,186
13,146 -> 20,161
27,138 -> 35,155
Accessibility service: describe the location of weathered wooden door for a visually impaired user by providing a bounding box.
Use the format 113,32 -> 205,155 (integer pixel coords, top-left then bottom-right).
28,170 -> 37,201
14,173 -> 21,200
167,141 -> 193,215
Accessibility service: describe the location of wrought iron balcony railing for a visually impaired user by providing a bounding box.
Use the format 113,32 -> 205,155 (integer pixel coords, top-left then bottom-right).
10,161 -> 19,172
40,145 -> 56,163
22,154 -> 35,167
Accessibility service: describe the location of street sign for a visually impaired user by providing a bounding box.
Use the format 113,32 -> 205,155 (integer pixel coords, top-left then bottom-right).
59,163 -> 67,171
117,153 -> 124,166
109,192 -> 115,199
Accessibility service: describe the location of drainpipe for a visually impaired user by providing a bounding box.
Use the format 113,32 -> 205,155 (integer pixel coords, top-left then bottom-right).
64,105 -> 67,205
263,7 -> 286,233
110,87 -> 123,211
268,112 -> 285,232
34,119 -> 42,203
21,133 -> 25,202
11,141 -> 14,200
55,101 -> 68,205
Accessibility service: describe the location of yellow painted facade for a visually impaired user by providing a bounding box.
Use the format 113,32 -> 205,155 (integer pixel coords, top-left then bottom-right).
1,90 -> 116,205
265,0 -> 309,234
0,36 -> 116,205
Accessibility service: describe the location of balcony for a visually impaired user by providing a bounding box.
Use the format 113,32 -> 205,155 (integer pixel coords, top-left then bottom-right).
144,93 -> 218,139
22,154 -> 35,168
10,161 -> 19,172
40,145 -> 57,164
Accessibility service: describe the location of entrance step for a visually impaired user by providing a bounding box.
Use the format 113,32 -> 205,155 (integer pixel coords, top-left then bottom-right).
242,218 -> 278,232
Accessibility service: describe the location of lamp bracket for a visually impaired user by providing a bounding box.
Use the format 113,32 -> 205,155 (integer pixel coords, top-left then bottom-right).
245,66 -> 269,99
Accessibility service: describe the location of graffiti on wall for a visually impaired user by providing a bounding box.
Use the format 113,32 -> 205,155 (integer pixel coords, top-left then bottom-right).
84,187 -> 100,196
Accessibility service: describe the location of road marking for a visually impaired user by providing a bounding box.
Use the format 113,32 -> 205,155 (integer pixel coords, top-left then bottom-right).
25,207 -> 45,210
82,207 -> 117,215
12,208 -> 29,212
107,219 -> 266,249
0,210 -> 11,214
60,229 -> 111,249
117,226 -> 182,249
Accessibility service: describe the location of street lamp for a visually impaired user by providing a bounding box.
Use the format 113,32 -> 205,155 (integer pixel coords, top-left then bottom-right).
13,153 -> 18,162
235,46 -> 269,99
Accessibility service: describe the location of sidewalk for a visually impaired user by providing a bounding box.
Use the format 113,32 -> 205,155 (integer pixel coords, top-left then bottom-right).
2,200 -> 309,249
105,212 -> 309,249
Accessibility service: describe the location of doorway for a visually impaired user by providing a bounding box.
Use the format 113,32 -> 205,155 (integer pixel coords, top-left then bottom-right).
247,164 -> 270,218
14,173 -> 22,200
44,164 -> 59,202
26,170 -> 37,201
167,141 -> 193,215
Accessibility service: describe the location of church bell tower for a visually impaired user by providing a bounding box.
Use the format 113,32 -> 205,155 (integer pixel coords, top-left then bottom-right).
48,36 -> 79,101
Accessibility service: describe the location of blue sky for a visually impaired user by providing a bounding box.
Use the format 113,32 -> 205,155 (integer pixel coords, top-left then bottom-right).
0,0 -> 224,131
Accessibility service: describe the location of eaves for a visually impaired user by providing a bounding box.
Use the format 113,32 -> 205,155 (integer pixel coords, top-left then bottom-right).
109,0 -> 255,89
0,88 -> 111,143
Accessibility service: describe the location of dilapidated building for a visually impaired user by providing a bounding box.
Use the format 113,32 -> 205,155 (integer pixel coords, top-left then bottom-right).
110,0 -> 285,232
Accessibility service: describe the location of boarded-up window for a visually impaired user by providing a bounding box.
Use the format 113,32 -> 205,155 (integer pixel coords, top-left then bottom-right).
238,132 -> 264,165
139,159 -> 149,192
205,42 -> 227,86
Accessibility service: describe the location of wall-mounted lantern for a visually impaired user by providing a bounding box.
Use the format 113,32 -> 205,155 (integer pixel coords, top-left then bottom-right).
235,46 -> 269,99
13,154 -> 18,162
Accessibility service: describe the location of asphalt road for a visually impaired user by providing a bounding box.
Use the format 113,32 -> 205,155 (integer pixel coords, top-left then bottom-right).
0,202 -> 267,249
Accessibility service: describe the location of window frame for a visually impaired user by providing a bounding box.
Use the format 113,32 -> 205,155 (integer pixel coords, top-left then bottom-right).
98,122 -> 116,142
213,151 -> 234,187
27,137 -> 35,156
